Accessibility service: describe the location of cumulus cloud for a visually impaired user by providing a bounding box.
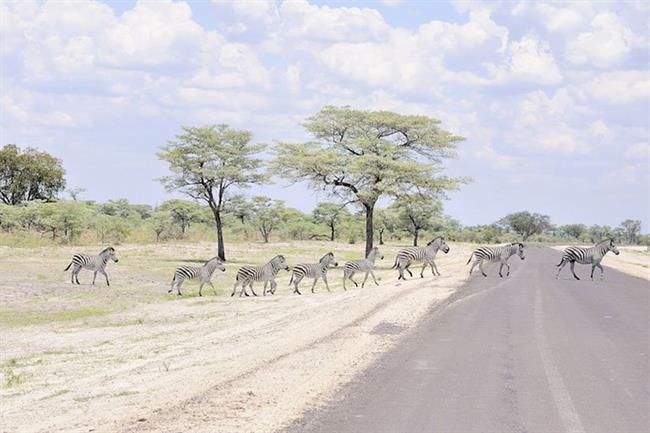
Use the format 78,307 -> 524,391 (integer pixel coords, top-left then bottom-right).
565,12 -> 645,67
580,70 -> 650,104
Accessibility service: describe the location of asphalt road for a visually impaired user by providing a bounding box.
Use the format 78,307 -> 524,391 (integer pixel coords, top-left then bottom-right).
287,246 -> 650,433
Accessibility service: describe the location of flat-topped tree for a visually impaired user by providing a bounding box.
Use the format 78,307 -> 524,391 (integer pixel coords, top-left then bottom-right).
158,125 -> 266,260
273,106 -> 465,255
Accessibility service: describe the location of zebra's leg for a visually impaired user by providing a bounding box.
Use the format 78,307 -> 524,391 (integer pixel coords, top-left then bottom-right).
570,261 -> 580,280
420,262 -> 427,278
169,277 -> 176,294
176,280 -> 184,296
248,282 -> 258,297
310,277 -> 319,294
361,271 -> 369,288
209,281 -> 217,295
100,270 -> 110,286
231,281 -> 240,297
92,271 -> 98,285
405,264 -> 413,278
596,263 -> 604,280
342,271 -> 349,291
469,259 -> 478,275
263,280 -> 268,296
75,270 -> 81,285
270,280 -> 277,295
432,261 -> 441,276
429,263 -> 437,277
323,274 -> 331,292
556,259 -> 568,279
198,283 -> 204,297
293,275 -> 303,294
506,263 -> 511,277
479,261 -> 487,277
370,269 -> 379,285
349,275 -> 359,287
498,263 -> 504,278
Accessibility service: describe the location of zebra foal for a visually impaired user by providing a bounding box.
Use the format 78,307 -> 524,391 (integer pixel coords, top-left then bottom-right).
169,256 -> 226,296
556,239 -> 619,280
343,247 -> 383,290
231,255 -> 289,297
467,243 -> 525,277
64,247 -> 119,286
290,252 -> 338,295
392,237 -> 450,280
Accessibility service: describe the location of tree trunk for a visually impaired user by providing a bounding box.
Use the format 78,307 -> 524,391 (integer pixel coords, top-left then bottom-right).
379,229 -> 384,245
364,203 -> 374,257
413,229 -> 419,246
210,206 -> 226,261
330,222 -> 335,241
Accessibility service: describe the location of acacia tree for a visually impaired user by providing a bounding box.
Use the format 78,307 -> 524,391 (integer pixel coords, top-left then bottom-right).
248,197 -> 284,243
0,144 -> 66,205
312,202 -> 350,241
392,197 -> 442,246
619,219 -> 641,244
499,211 -> 551,241
158,125 -> 266,260
374,207 -> 399,245
273,106 -> 465,255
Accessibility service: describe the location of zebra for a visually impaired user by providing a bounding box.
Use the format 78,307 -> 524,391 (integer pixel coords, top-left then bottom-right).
343,247 -> 384,290
392,237 -> 450,280
289,252 -> 338,295
230,255 -> 290,297
467,243 -> 525,278
168,256 -> 226,296
555,239 -> 619,280
64,247 -> 119,286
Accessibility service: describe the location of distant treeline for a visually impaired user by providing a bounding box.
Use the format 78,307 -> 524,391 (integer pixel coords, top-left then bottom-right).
0,199 -> 646,247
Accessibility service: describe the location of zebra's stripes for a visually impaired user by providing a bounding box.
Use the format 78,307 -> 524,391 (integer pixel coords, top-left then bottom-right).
343,247 -> 384,290
231,255 -> 290,297
64,247 -> 119,286
467,243 -> 525,277
168,256 -> 226,296
290,252 -> 338,295
392,237 -> 450,280
556,239 -> 619,280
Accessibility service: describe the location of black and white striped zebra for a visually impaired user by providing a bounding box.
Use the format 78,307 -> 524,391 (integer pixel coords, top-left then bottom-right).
64,247 -> 119,286
392,237 -> 450,280
231,255 -> 290,297
343,247 -> 384,290
556,239 -> 619,280
467,243 -> 525,277
290,252 -> 338,295
168,256 -> 226,296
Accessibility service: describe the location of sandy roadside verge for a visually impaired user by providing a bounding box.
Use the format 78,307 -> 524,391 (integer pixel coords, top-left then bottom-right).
1,244 -> 474,433
551,245 -> 649,281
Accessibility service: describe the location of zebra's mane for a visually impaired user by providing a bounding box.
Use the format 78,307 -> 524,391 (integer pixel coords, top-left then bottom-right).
595,238 -> 613,246
100,247 -> 114,254
319,252 -> 334,263
427,237 -> 443,246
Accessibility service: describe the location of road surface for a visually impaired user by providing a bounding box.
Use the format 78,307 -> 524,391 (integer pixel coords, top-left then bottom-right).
287,246 -> 650,433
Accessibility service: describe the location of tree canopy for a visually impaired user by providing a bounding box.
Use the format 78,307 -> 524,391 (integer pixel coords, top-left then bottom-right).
499,211 -> 551,241
0,144 -> 66,205
273,106 -> 465,255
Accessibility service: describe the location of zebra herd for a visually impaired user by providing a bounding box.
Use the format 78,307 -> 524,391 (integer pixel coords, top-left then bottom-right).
63,238 -> 622,295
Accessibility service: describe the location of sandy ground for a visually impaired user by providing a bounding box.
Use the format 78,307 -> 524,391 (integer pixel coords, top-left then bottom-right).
551,245 -> 650,281
0,241 -> 475,433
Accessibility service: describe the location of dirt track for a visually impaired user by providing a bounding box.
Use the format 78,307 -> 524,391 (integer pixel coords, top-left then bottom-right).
1,241 -> 472,433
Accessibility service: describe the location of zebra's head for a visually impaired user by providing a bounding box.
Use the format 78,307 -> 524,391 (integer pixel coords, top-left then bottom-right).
207,256 -> 226,272
273,255 -> 290,271
516,243 -> 525,260
320,252 -> 338,267
369,247 -> 384,260
608,239 -> 620,255
428,237 -> 450,254
101,247 -> 119,263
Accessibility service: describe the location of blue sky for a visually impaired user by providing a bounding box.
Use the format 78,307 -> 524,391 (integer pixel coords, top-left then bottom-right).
1,0 -> 649,229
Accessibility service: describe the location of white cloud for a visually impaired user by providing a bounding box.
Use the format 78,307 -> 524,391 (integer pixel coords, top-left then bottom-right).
499,35 -> 562,85
535,3 -> 587,33
279,0 -> 390,42
566,12 -> 644,67
588,120 -> 613,142
624,143 -> 650,159
580,70 -> 650,104
286,65 -> 301,94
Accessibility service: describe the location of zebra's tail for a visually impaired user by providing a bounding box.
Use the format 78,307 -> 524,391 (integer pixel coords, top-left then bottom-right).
64,262 -> 73,271
391,257 -> 398,269
466,253 -> 474,265
289,273 -> 294,286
